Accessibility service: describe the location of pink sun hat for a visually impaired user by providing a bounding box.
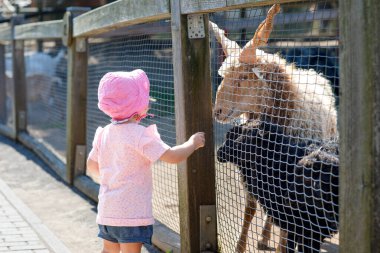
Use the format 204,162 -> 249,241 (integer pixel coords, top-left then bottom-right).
98,69 -> 150,121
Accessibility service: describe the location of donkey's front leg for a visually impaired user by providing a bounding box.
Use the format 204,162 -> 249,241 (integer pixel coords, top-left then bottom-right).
236,194 -> 257,253
257,215 -> 273,250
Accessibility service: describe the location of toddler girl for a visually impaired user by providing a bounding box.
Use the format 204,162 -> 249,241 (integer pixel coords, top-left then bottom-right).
86,69 -> 205,253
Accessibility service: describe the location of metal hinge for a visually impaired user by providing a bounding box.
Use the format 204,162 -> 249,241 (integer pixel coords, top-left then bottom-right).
187,14 -> 205,39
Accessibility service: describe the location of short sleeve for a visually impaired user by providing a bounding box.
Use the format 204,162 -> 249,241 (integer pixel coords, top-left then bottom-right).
138,124 -> 170,163
88,127 -> 104,162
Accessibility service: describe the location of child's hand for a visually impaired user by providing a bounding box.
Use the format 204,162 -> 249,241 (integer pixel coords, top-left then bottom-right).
189,132 -> 205,150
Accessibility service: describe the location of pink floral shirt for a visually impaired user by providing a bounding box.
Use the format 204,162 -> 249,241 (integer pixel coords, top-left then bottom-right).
88,123 -> 170,226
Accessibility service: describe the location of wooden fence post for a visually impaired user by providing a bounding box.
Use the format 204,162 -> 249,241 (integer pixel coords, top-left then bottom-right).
11,16 -> 27,135
339,0 -> 380,252
0,44 -> 6,124
171,1 -> 217,252
65,8 -> 90,184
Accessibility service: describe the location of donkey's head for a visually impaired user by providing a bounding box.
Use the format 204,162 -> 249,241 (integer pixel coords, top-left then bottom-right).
210,4 -> 281,123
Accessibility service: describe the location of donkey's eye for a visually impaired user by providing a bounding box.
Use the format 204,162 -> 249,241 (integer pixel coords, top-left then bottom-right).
242,75 -> 248,80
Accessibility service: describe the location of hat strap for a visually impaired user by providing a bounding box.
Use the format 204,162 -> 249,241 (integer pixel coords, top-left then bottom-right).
110,113 -> 154,125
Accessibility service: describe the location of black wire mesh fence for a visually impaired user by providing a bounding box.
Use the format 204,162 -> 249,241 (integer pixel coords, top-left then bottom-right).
24,40 -> 67,160
86,20 -> 180,233
210,1 -> 339,252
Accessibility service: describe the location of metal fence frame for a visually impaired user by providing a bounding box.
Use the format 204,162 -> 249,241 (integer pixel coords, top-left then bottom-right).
0,0 -> 378,252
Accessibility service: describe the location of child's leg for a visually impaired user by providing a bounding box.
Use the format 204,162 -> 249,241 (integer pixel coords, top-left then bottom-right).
102,239 -> 120,253
120,242 -> 143,253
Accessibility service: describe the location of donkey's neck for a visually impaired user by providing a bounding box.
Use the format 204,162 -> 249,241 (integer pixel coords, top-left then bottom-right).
247,52 -> 337,140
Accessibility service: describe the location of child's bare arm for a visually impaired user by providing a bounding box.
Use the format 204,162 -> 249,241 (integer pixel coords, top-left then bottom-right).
160,132 -> 205,164
87,158 -> 100,180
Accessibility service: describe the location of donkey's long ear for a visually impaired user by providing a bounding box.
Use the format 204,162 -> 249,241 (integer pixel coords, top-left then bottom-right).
209,21 -> 241,57
239,4 -> 280,64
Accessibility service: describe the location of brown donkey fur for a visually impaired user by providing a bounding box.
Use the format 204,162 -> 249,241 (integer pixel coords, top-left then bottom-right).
210,4 -> 338,253
211,4 -> 337,140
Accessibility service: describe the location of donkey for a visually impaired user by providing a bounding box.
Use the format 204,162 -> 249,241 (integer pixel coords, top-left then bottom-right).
210,4 -> 338,252
210,4 -> 337,141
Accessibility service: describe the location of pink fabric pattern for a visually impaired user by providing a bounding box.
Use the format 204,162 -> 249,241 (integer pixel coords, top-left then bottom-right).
97,70 -> 150,121
88,123 -> 170,226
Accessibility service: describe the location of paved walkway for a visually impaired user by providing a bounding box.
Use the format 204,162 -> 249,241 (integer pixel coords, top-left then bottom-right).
0,178 -> 69,253
0,135 -> 162,253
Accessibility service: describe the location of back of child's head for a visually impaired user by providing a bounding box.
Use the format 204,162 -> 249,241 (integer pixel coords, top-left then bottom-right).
98,69 -> 150,121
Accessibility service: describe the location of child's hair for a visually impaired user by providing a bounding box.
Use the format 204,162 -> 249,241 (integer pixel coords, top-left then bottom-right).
98,69 -> 150,122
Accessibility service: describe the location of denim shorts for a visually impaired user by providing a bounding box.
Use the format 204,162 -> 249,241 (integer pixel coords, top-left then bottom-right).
98,224 -> 153,244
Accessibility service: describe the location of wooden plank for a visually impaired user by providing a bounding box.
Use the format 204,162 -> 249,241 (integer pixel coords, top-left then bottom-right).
171,1 -> 217,252
0,124 -> 16,140
17,132 -> 66,179
227,0 -> 306,8
180,0 -> 306,14
14,20 -> 64,40
0,26 -> 11,43
87,20 -> 171,38
12,33 -> 27,133
212,9 -> 338,32
73,0 -> 170,38
66,37 -> 88,184
152,220 -> 180,253
66,42 -> 87,184
73,175 -> 99,202
180,0 -> 226,14
339,0 -> 380,252
0,45 -> 5,124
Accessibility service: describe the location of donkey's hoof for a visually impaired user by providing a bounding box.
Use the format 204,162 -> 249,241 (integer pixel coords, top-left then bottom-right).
235,243 -> 246,253
257,241 -> 275,251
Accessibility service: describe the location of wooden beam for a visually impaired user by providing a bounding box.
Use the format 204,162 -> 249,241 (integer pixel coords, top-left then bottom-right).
180,0 -> 306,14
12,39 -> 27,133
171,1 -> 217,252
66,37 -> 88,184
227,0 -> 306,8
73,0 -> 170,38
74,175 -> 100,202
11,16 -> 27,134
0,124 -> 16,140
211,9 -> 338,32
18,132 -> 66,180
0,45 -> 5,124
180,0 -> 226,14
86,20 -> 171,38
339,0 -> 380,252
14,20 -> 64,40
0,26 -> 11,43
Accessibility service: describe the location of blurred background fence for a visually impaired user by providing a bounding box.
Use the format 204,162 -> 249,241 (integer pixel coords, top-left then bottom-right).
0,0 -> 378,253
